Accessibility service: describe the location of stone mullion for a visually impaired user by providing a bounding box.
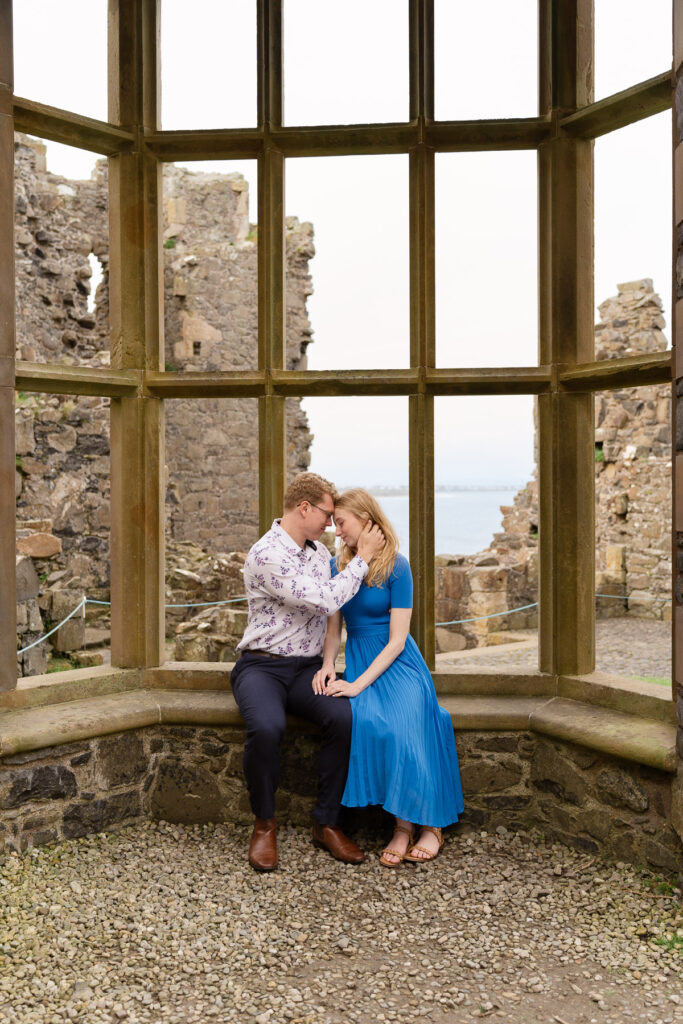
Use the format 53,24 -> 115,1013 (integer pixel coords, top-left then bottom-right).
0,1 -> 16,691
257,145 -> 286,533
408,146 -> 435,666
672,0 -> 683,836
409,393 -> 435,666
408,0 -> 435,665
108,0 -> 164,668
409,0 -> 433,123
538,0 -> 595,678
257,0 -> 285,533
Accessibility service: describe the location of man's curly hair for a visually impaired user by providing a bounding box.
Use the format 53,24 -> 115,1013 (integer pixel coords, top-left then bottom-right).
283,472 -> 338,511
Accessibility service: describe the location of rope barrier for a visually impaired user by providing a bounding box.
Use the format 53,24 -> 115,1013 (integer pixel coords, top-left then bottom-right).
17,597 -> 86,654
84,598 -> 249,609
435,602 -> 539,627
16,590 -> 672,655
434,592 -> 671,627
16,595 -> 248,655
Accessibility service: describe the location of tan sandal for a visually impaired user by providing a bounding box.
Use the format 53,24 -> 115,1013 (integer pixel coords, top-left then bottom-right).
404,826 -> 444,864
379,825 -> 415,868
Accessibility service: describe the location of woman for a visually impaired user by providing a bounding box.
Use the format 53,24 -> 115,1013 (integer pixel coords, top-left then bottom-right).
312,489 -> 464,866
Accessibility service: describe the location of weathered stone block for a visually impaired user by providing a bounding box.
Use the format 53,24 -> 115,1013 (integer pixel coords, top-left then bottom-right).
70,752 -> 91,768
2,766 -> 77,809
435,627 -> 466,653
546,829 -> 599,855
15,412 -> 35,456
468,567 -> 508,593
16,555 -> 39,602
97,733 -> 147,790
53,616 -> 85,653
606,545 -> 626,574
26,600 -> 42,632
148,759 -> 226,825
62,791 -> 142,839
473,734 -> 520,754
576,807 -> 612,841
16,532 -> 62,558
458,806 -> 487,827
562,742 -> 599,770
20,645 -> 47,677
30,828 -> 58,848
201,740 -> 230,757
479,793 -> 531,810
530,742 -> 587,806
596,768 -> 649,813
610,827 -> 642,865
46,426 -> 77,453
16,603 -> 27,631
517,734 -> 536,760
223,747 -> 245,777
459,757 -> 523,795
51,590 -> 85,622
639,838 -> 682,873
441,568 -> 466,601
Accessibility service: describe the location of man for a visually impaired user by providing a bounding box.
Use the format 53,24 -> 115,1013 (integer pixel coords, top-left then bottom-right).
231,472 -> 385,871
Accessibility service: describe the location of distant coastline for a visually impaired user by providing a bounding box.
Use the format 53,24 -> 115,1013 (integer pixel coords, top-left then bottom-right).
342,484 -> 523,497
337,486 -> 525,555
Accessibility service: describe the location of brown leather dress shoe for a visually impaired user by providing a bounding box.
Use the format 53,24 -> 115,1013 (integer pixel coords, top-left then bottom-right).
311,823 -> 366,864
249,817 -> 277,871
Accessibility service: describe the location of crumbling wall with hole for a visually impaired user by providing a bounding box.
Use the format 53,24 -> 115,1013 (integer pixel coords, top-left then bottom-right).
13,137 -> 313,571
13,136 -> 314,671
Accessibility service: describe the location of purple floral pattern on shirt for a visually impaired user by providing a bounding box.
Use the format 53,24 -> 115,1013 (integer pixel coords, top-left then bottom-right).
237,520 -> 368,657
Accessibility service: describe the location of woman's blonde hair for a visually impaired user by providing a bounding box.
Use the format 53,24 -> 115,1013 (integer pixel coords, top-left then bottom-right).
334,488 -> 400,587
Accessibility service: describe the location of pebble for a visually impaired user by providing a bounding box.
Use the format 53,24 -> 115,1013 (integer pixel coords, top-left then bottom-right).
0,823 -> 680,1024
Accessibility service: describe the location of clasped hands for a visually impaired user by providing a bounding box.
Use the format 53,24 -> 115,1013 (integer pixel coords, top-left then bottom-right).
312,666 -> 362,698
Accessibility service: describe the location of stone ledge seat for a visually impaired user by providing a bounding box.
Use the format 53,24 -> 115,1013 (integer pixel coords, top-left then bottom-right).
0,682 -> 676,774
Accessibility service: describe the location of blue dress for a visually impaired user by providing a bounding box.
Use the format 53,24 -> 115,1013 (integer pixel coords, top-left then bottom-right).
331,554 -> 464,827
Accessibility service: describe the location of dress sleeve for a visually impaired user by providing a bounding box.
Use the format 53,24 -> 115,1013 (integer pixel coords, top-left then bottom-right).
389,555 -> 413,609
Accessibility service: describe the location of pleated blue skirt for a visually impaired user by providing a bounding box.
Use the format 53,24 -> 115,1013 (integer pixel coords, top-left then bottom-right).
341,626 -> 465,827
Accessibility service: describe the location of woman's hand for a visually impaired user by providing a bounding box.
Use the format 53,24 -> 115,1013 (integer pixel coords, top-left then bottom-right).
312,664 -> 337,695
326,679 -> 363,698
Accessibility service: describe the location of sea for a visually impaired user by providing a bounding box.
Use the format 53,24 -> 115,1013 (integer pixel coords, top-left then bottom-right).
362,487 -> 521,558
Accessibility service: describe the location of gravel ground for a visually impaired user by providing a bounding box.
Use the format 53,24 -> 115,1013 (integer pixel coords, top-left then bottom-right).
442,619 -> 672,681
0,822 -> 681,1024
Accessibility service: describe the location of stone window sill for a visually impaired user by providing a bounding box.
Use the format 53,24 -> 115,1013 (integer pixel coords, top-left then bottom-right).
0,663 -> 676,775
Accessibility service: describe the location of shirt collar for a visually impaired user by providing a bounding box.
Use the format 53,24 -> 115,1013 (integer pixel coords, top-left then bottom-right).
271,519 -> 316,557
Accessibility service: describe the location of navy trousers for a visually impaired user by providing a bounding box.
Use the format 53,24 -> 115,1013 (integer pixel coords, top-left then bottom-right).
230,651 -> 352,825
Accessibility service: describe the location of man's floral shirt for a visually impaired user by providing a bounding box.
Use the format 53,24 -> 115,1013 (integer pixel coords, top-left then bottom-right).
237,520 -> 368,657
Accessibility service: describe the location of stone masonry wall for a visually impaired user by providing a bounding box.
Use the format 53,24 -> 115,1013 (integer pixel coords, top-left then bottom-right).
436,280 -> 672,650
162,165 -> 313,552
0,726 -> 680,874
13,137 -> 315,667
14,136 -> 314,564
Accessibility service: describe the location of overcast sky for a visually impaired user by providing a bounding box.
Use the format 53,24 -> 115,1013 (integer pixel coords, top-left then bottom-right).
12,0 -> 673,487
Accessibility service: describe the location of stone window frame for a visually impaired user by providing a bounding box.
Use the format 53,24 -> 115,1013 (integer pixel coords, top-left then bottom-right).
0,0 -> 677,708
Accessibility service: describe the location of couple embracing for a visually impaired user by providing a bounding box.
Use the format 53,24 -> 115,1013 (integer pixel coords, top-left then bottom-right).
230,472 -> 464,871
